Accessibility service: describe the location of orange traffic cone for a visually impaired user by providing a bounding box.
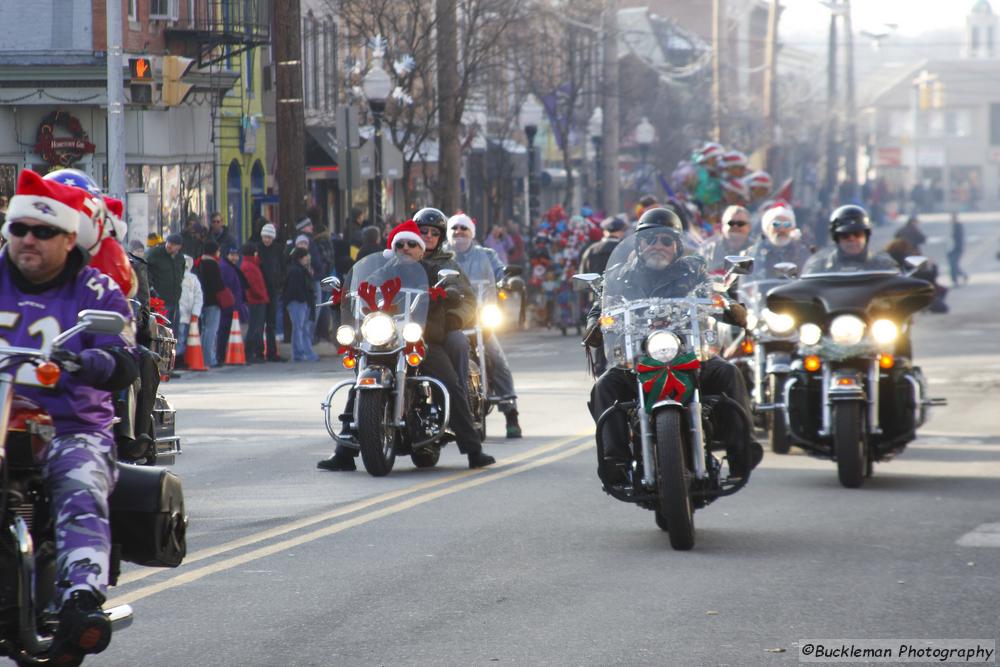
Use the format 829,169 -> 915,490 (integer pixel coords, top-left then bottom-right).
225,311 -> 246,365
184,315 -> 207,371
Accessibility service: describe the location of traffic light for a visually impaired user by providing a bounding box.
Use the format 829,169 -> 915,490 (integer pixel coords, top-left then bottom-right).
162,56 -> 195,107
129,57 -> 153,105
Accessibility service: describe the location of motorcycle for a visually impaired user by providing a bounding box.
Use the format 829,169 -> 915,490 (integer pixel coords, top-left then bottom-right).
723,265 -> 800,454
0,310 -> 187,666
460,252 -> 525,439
575,242 -> 756,551
764,259 -> 948,488
320,254 -> 456,477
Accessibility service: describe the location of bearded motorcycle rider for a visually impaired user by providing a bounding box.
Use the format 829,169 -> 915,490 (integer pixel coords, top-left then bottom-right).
584,208 -> 763,482
750,205 -> 813,278
445,212 -> 523,438
802,205 -> 898,275
0,170 -> 138,664
699,204 -> 754,273
317,218 -> 496,471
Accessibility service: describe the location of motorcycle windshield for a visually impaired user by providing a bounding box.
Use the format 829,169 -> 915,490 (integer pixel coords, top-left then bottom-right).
600,237 -> 715,370
456,247 -> 497,305
766,271 -> 934,321
346,252 -> 429,329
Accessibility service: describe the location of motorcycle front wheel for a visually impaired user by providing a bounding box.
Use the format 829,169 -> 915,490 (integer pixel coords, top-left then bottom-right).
653,410 -> 695,550
833,401 -> 867,488
357,390 -> 398,477
767,373 -> 791,454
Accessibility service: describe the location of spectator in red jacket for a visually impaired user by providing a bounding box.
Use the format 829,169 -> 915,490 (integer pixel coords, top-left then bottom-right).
240,242 -> 271,363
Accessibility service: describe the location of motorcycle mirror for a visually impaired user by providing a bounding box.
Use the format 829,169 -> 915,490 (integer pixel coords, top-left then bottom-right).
773,262 -> 799,279
321,276 -> 342,291
435,269 -> 460,288
904,255 -> 928,274
78,310 -> 127,335
724,256 -> 754,276
572,273 -> 603,294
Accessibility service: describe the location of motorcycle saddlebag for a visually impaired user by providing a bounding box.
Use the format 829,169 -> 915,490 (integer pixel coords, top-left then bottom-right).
109,463 -> 187,567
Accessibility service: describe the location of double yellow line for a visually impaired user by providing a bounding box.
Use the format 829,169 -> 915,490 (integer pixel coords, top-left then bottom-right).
107,431 -> 593,607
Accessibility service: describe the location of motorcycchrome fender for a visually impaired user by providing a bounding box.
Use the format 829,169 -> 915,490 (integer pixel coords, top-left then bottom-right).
354,365 -> 395,390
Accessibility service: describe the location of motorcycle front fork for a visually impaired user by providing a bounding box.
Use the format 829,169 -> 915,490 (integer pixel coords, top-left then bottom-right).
635,378 -> 706,489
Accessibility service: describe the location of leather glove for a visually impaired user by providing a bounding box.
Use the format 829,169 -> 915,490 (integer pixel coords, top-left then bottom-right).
728,303 -> 748,328
444,287 -> 462,305
583,323 -> 604,348
51,348 -> 114,387
49,347 -> 82,374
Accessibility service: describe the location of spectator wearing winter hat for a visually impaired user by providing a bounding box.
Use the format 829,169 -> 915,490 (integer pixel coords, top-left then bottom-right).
283,246 -> 319,362
239,242 -> 270,363
216,245 -> 249,364
699,204 -> 754,274
356,225 -> 383,260
181,214 -> 204,259
750,205 -> 813,279
145,232 -> 185,332
579,216 -> 627,276
257,222 -> 285,360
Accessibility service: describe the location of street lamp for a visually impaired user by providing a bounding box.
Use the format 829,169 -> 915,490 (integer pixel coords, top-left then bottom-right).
635,116 -> 655,195
362,56 -> 392,227
521,95 -> 544,228
588,107 -> 604,212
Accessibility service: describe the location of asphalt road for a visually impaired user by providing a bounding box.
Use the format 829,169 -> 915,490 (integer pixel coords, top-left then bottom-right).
100,215 -> 1000,667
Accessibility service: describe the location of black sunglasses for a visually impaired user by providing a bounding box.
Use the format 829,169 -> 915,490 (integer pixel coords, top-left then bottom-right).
638,233 -> 676,247
727,220 -> 749,228
395,240 -> 421,250
419,227 -> 442,237
7,222 -> 66,240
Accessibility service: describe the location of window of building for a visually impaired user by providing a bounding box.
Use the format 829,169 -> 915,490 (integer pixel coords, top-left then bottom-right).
128,0 -> 137,21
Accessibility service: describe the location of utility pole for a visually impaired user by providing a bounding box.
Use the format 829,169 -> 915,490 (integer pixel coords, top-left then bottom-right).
763,0 -> 780,176
106,0 -> 125,208
436,0 -> 461,213
843,0 -> 857,199
712,0 -> 724,143
824,1 -> 839,210
601,0 -> 621,215
273,0 -> 307,237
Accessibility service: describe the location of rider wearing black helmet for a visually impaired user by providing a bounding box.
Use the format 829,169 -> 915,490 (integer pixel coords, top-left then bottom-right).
802,205 -> 897,274
584,208 -> 763,481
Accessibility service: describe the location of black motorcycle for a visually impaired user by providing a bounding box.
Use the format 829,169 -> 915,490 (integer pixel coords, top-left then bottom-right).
0,310 -> 187,666
765,261 -> 947,487
321,255 -> 457,476
576,240 -> 756,551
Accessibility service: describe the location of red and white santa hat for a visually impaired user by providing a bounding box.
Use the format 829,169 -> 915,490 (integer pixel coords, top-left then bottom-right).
2,169 -> 87,239
447,212 -> 476,239
744,170 -> 772,192
721,177 -> 749,200
383,219 -> 426,258
103,195 -> 128,240
721,150 -> 748,169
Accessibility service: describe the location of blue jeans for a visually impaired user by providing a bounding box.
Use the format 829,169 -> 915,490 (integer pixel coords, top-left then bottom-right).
200,305 -> 221,367
287,301 -> 319,361
176,322 -> 190,357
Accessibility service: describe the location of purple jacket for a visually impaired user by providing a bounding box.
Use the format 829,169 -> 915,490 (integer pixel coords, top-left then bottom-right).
219,257 -> 248,321
0,249 -> 135,436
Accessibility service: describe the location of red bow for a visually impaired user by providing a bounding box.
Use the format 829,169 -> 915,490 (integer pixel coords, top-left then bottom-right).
329,287 -> 344,306
429,286 -> 448,301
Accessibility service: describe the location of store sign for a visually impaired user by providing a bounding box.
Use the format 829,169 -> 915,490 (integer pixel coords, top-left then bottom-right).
34,110 -> 96,167
875,147 -> 902,167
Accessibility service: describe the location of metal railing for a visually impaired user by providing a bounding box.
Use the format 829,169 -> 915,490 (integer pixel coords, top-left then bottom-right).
176,0 -> 271,44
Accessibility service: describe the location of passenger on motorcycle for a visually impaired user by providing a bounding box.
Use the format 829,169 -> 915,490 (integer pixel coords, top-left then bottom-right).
445,212 -> 523,438
317,218 -> 496,471
0,170 -> 138,663
749,205 -> 813,278
802,205 -> 899,275
584,207 -> 763,481
699,204 -> 754,273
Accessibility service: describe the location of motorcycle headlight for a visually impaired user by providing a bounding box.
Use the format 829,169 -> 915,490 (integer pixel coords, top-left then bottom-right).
799,323 -> 822,346
480,303 -> 502,329
360,312 -> 396,346
402,321 -> 424,343
335,325 -> 356,347
830,315 -> 866,345
745,312 -> 759,330
871,319 -> 898,346
761,308 -> 795,335
646,331 -> 681,363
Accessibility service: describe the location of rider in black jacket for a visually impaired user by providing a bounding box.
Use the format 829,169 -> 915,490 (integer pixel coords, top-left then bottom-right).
584,208 -> 762,481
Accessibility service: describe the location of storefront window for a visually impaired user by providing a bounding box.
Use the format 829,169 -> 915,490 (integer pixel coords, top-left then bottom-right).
0,165 -> 16,198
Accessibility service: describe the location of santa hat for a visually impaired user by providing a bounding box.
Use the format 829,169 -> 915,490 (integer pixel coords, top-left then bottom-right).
761,205 -> 800,244
744,170 -> 772,192
447,212 -> 476,239
2,169 -> 87,239
383,219 -> 426,258
720,150 -> 748,169
721,178 -> 749,200
695,142 -> 724,163
103,195 -> 128,240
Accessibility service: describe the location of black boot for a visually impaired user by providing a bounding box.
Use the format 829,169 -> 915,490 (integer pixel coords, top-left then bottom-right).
504,410 -> 522,439
317,452 -> 357,472
468,451 -> 496,469
49,590 -> 112,664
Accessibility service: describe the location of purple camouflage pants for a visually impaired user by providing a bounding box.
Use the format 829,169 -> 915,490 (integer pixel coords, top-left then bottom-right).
44,432 -> 118,604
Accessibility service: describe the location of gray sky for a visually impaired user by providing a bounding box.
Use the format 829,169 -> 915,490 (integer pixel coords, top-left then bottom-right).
781,0 -> 971,39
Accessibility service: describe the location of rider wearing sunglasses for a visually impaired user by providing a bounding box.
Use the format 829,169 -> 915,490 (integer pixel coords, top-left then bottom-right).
699,205 -> 755,274
803,205 -> 898,275
748,205 -> 814,279
1,170 -> 138,663
583,207 -> 762,481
